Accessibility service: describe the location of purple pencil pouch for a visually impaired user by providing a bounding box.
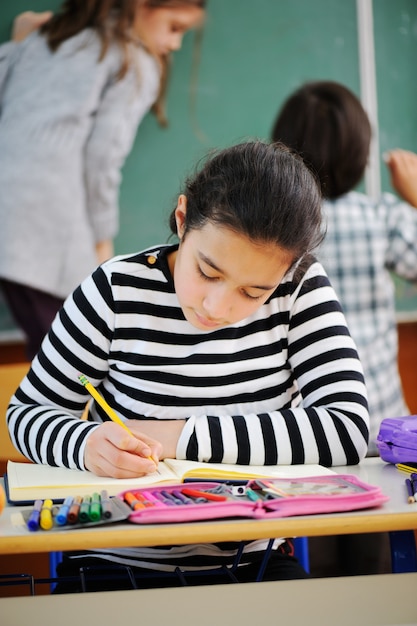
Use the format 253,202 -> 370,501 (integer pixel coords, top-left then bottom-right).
376,415 -> 417,464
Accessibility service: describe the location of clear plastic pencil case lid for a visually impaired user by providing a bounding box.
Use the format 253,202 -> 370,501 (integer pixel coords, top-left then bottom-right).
118,475 -> 388,524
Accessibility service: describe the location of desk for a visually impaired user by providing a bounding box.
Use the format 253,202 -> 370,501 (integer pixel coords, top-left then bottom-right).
1,573 -> 417,626
0,458 -> 416,556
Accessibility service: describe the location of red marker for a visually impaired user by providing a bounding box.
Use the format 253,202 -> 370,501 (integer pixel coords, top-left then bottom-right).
181,488 -> 227,502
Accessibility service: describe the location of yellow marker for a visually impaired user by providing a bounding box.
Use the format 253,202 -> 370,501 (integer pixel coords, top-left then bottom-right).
40,499 -> 54,530
78,374 -> 158,470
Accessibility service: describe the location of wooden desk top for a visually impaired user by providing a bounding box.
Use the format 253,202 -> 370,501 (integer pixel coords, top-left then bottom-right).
1,572 -> 417,626
0,458 -> 416,555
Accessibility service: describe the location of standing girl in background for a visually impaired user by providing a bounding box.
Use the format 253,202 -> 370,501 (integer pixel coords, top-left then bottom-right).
0,0 -> 205,359
7,140 -> 369,589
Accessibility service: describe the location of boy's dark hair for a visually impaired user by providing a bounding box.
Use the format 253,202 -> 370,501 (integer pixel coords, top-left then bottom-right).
170,140 -> 323,268
270,81 -> 371,199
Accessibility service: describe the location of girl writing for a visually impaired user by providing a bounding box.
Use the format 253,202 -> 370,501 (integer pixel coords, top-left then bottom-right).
0,0 -> 205,359
7,140 -> 369,587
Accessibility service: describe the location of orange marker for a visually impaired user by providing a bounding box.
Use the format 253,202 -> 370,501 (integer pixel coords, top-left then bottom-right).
67,495 -> 83,523
124,491 -> 146,510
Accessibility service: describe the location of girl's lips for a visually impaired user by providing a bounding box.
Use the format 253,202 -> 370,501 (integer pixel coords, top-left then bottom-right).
194,311 -> 223,328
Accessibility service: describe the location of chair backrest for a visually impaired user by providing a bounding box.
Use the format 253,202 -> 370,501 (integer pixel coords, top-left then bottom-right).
0,362 -> 31,472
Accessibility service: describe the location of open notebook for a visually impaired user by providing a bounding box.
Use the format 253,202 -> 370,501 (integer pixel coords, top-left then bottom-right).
5,458 -> 334,504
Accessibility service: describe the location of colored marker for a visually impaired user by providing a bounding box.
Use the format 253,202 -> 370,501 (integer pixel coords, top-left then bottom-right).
172,489 -> 194,505
100,490 -> 112,519
152,490 -> 176,506
56,496 -> 74,525
79,495 -> 92,523
245,487 -> 262,502
89,492 -> 102,521
405,478 -> 415,504
40,499 -> 54,530
67,495 -> 82,523
124,491 -> 146,511
27,499 -> 43,532
411,477 -> 417,503
161,490 -> 184,505
134,492 -> 154,507
140,490 -> 165,507
181,488 -> 227,502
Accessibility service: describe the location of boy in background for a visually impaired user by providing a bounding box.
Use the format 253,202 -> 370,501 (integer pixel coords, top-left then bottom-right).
271,80 -> 417,575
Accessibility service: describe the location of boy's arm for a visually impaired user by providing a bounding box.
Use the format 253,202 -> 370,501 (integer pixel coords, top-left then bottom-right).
386,149 -> 417,208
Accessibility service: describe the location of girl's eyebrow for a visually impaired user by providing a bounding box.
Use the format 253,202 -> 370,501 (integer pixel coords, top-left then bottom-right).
199,252 -> 276,291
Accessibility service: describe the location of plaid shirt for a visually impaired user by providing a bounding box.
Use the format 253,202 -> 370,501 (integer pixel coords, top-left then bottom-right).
318,190 -> 417,453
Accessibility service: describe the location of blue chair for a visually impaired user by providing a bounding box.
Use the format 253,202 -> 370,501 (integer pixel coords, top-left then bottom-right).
293,536 -> 310,572
49,551 -> 63,591
389,530 -> 417,573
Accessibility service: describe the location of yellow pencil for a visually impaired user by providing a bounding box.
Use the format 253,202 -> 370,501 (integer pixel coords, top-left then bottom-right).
78,374 -> 158,469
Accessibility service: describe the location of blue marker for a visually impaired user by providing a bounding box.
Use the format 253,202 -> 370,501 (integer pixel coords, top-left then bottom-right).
56,496 -> 74,525
411,477 -> 417,503
27,499 -> 43,532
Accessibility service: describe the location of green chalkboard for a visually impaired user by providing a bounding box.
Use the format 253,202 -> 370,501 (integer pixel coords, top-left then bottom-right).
374,0 -> 417,319
0,0 -> 416,337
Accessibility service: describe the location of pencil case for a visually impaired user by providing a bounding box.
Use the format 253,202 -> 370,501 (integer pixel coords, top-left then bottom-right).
376,415 -> 417,464
118,475 -> 388,524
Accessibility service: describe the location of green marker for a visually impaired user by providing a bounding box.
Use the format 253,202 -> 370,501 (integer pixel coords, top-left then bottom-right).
89,492 -> 102,521
245,487 -> 262,502
79,495 -> 91,523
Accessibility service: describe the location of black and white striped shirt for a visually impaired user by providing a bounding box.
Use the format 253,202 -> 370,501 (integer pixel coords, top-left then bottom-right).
8,244 -> 369,469
7,245 -> 369,570
318,190 -> 417,454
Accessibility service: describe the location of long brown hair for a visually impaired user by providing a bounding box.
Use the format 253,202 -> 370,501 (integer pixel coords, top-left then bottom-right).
41,0 -> 206,126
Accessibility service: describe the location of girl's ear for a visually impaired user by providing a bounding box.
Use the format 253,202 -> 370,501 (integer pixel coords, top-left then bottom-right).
175,194 -> 187,239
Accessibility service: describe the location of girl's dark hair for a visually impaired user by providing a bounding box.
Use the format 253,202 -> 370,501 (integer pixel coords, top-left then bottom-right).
169,141 -> 323,268
271,81 -> 371,199
40,0 -> 206,126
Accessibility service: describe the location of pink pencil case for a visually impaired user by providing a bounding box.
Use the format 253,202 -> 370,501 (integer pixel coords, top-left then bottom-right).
117,475 -> 388,524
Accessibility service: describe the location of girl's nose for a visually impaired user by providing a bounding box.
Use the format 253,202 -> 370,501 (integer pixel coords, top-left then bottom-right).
169,34 -> 183,52
202,288 -> 232,321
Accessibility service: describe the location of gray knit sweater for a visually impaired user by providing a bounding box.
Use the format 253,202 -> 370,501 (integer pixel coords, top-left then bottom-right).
0,29 -> 160,297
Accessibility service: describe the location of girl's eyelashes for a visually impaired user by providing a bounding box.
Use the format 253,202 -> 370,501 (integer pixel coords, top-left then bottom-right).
197,265 -> 216,281
241,291 -> 264,301
197,265 -> 264,301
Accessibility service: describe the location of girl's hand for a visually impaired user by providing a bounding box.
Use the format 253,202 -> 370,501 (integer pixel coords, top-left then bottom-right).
12,11 -> 53,42
386,149 -> 417,208
95,239 -> 114,264
84,422 -> 162,478
125,418 -> 186,460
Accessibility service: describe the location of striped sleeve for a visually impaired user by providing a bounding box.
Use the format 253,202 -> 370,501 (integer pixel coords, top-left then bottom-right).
6,268 -> 116,469
176,268 -> 369,467
7,252 -> 369,470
